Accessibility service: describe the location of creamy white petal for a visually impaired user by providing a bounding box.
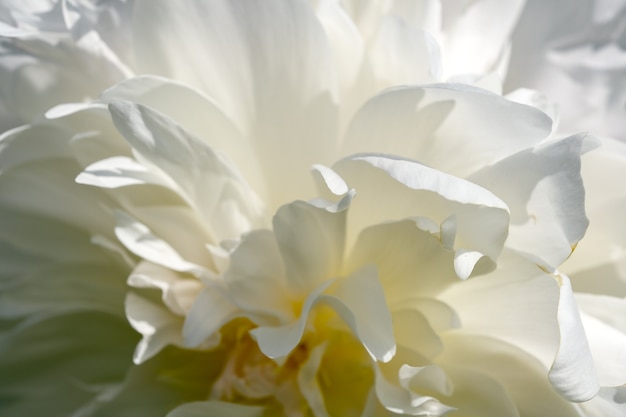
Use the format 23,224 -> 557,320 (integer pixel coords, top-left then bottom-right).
125,292 -> 184,364
470,133 -> 598,269
224,230 -> 293,323
440,367 -> 520,417
76,155 -> 174,189
273,200 -> 347,295
563,137 -> 626,291
369,15 -> 440,87
374,363 -> 454,416
440,0 -> 525,76
114,210 -> 205,275
127,261 -> 203,316
549,274 -> 599,402
342,84 -> 552,178
439,250 -> 561,371
347,220 -> 458,304
251,280 -> 335,359
440,333 -> 584,417
99,76 -> 269,201
392,308 -> 443,359
321,264 -> 396,362
575,293 -> 626,387
109,100 -> 267,241
335,154 -> 509,276
182,287 -> 239,348
132,0 -> 339,208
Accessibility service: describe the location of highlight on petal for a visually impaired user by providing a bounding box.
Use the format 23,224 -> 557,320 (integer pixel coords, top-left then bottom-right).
125,292 -> 184,364
470,133 -> 599,269
335,154 -> 510,277
76,155 -> 174,189
549,274 -> 599,402
342,84 -> 553,178
108,100 -> 267,242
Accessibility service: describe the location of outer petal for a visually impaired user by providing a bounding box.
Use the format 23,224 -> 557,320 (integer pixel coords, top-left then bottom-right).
108,100 -> 267,242
469,134 -> 597,269
440,0 -> 525,77
132,0 -> 339,208
342,84 -> 552,178
114,211 -> 205,276
549,274 -> 599,402
563,137 -> 626,295
439,334 -> 584,417
127,261 -> 203,316
97,75 -> 269,201
76,155 -> 175,189
575,293 -> 626,387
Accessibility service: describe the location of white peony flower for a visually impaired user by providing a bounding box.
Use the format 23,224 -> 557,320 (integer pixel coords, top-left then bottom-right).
1,1 -> 624,416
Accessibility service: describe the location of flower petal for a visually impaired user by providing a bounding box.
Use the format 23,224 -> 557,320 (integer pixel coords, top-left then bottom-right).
114,210 -> 205,275
273,200 -> 347,295
125,292 -> 184,364
469,133 -> 598,269
348,220 -> 458,304
132,0 -> 339,208
575,293 -> 626,387
342,84 -> 552,178
76,155 -> 174,189
440,333 -> 584,416
224,230 -> 292,323
250,280 -> 335,359
128,261 -> 203,316
98,75 -> 270,201
108,100 -> 267,242
439,250 -> 563,380
182,287 -> 239,348
549,274 -> 599,402
335,154 -> 509,277
321,264 -> 396,362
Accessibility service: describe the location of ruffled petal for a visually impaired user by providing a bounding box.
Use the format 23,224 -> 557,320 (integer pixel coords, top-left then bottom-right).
470,133 -> 598,269
335,154 -> 509,277
109,100 -> 267,242
342,84 -> 552,178
321,264 -> 396,362
348,220 -> 458,304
